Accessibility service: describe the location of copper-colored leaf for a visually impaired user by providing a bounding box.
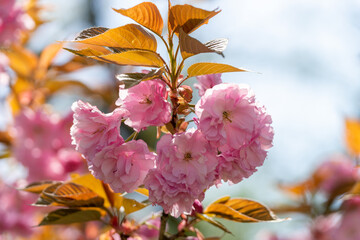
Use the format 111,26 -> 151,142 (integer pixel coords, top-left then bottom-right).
179,28 -> 215,59
169,4 -> 220,34
36,42 -> 63,80
279,180 -> 315,197
38,209 -> 101,226
38,182 -> 104,207
114,2 -> 163,35
22,181 -> 60,194
204,197 -> 279,223
75,27 -> 109,40
74,24 -> 157,51
5,44 -> 38,78
187,62 -> 248,78
345,118 -> 360,156
0,131 -> 12,146
64,47 -> 111,57
116,68 -> 163,89
90,50 -> 164,68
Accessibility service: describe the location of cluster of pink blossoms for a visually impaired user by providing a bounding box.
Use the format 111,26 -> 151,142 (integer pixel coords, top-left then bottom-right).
71,74 -> 273,217
0,0 -> 33,46
12,109 -> 84,182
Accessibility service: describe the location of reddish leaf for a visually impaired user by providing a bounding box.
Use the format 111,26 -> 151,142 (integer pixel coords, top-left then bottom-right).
179,28 -> 215,59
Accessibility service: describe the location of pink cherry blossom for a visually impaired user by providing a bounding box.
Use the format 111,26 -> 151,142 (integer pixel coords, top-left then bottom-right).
156,129 -> 218,186
0,181 -> 36,236
145,130 -> 217,217
196,83 -> 261,148
116,79 -> 171,132
314,154 -> 358,195
144,169 -> 205,218
0,0 -> 33,46
12,109 -> 84,182
194,73 -> 222,97
90,140 -> 156,193
128,217 -> 160,240
217,105 -> 273,183
71,100 -> 125,159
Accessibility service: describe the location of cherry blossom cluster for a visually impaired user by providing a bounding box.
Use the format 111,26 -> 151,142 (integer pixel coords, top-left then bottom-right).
71,73 -> 274,217
12,109 -> 84,182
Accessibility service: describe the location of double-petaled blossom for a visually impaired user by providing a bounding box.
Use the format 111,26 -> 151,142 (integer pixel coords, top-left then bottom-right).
71,100 -> 125,159
12,109 -> 84,182
145,130 -> 218,217
195,83 -> 273,184
194,73 -> 222,97
90,140 -> 156,193
116,79 -> 171,132
0,0 -> 33,46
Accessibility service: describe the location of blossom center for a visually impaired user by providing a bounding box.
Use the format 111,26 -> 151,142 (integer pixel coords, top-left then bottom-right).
140,95 -> 152,104
222,111 -> 232,122
184,152 -> 193,161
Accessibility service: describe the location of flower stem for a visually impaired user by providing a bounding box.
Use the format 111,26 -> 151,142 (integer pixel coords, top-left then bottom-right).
159,211 -> 169,240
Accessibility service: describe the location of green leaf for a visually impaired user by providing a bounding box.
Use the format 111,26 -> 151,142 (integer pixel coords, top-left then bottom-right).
113,2 -> 163,35
21,181 -> 60,194
75,27 -> 109,40
169,4 -> 220,34
38,209 -> 101,226
90,50 -> 164,68
196,213 -> 232,234
116,68 -> 163,89
179,28 -> 215,59
204,38 -> 228,57
188,62 -> 248,78
204,197 -> 280,223
73,24 -> 157,52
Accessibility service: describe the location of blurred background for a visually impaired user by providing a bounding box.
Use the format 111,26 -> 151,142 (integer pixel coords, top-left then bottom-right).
2,0 -> 360,239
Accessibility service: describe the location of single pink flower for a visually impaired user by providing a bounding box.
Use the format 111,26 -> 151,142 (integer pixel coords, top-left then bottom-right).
0,0 -> 33,46
314,154 -> 358,195
194,73 -> 222,97
217,105 -> 273,184
12,109 -> 84,181
144,169 -> 205,218
90,140 -> 156,193
116,79 -> 171,132
196,83 -> 261,148
71,100 -> 125,160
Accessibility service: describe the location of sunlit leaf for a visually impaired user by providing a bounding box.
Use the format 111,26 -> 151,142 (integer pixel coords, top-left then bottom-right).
35,182 -> 63,206
38,209 -> 101,226
169,4 -> 220,34
204,38 -> 228,57
113,194 -> 147,214
135,188 -> 149,197
5,45 -> 38,78
90,50 -> 164,68
38,182 -> 104,207
279,180 -> 315,196
345,118 -> 360,156
36,42 -> 63,81
64,47 -> 111,57
196,213 -> 232,234
204,197 -> 279,223
70,173 -> 111,208
75,27 -> 109,40
22,181 -> 60,194
116,68 -> 163,89
0,131 -> 12,146
187,62 -> 248,78
114,2 -> 163,35
74,24 -> 157,52
179,28 -> 215,59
